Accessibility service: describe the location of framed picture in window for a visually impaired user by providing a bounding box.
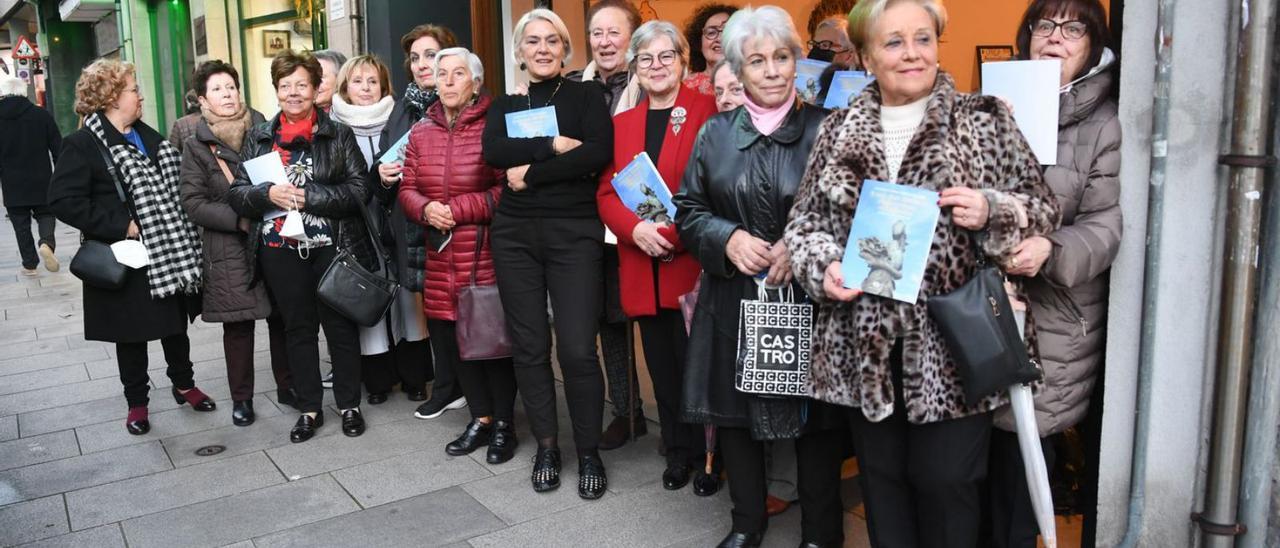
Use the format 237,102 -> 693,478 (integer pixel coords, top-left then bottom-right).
264,31 -> 290,57
975,45 -> 1016,88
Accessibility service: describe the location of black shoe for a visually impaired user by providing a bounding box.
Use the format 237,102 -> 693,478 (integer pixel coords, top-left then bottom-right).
446,419 -> 492,456
277,388 -> 299,410
290,413 -> 323,443
531,447 -> 561,492
341,408 -> 365,437
366,392 -> 389,405
578,453 -> 607,500
172,386 -> 216,412
414,394 -> 467,420
692,469 -> 721,497
599,413 -> 647,451
232,400 -> 255,426
126,407 -> 149,435
716,532 -> 764,548
321,370 -> 334,389
662,462 -> 692,490
797,542 -> 828,548
405,388 -> 429,402
487,420 -> 518,464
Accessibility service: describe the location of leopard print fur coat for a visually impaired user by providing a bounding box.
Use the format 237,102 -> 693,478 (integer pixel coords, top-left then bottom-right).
784,73 -> 1061,425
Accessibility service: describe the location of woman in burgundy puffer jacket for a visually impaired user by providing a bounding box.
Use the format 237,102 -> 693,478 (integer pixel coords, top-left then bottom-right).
398,48 -> 518,464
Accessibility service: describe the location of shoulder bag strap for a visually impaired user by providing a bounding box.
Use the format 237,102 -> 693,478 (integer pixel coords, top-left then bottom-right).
469,191 -> 494,287
90,135 -> 127,204
209,144 -> 236,184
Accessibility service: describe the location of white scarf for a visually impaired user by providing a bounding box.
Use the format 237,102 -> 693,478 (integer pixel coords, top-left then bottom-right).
329,95 -> 395,136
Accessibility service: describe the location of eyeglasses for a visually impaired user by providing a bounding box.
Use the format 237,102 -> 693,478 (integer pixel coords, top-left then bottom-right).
1030,19 -> 1089,40
702,25 -> 724,40
806,40 -> 848,53
636,50 -> 679,70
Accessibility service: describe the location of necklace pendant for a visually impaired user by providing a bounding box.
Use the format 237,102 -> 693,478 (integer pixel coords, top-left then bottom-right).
672,124 -> 682,135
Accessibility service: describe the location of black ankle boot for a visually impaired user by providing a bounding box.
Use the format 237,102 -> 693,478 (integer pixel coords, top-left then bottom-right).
486,420 -> 517,464
232,400 -> 255,426
716,532 -> 763,548
446,419 -> 492,456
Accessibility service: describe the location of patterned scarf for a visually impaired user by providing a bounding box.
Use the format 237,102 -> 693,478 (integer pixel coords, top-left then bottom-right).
403,82 -> 437,121
86,113 -> 203,299
199,101 -> 253,152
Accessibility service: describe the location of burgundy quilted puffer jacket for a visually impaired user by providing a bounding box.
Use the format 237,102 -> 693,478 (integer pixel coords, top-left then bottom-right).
398,94 -> 504,321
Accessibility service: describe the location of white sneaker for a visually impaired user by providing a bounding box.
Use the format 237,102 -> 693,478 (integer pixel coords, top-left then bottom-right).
39,244 -> 59,272
20,268 -> 38,277
414,395 -> 467,420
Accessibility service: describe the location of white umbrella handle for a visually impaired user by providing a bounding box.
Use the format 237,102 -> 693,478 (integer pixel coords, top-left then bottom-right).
1009,383 -> 1057,547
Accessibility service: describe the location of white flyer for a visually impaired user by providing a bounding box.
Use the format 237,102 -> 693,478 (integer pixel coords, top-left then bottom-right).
981,59 -> 1061,165
243,151 -> 290,220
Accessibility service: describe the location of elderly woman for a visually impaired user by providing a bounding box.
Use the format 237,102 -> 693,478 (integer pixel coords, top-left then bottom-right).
674,7 -> 845,548
683,3 -> 738,95
398,48 -> 518,465
481,8 -> 613,499
987,0 -> 1121,545
227,51 -> 375,443
710,60 -> 745,113
330,54 -> 432,406
313,49 -> 348,113
178,60 -> 289,426
598,20 -> 717,492
569,0 -> 643,116
376,24 -> 459,420
783,0 -> 1062,545
49,59 -> 212,435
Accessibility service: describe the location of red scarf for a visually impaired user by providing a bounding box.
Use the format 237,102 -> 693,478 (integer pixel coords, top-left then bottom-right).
273,111 -> 316,163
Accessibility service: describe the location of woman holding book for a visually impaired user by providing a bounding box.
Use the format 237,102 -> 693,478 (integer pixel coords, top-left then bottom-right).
783,0 -> 1061,545
673,7 -> 845,548
481,8 -> 614,499
597,20 -> 717,495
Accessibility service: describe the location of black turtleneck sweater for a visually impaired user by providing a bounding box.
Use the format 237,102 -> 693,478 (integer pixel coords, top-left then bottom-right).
482,76 -> 613,218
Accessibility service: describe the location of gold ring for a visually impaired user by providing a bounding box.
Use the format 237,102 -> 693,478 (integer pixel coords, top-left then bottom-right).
1012,257 -> 1020,268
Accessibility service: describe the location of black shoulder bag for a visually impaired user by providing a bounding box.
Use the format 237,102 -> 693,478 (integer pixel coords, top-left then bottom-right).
69,137 -> 130,290
316,203 -> 400,327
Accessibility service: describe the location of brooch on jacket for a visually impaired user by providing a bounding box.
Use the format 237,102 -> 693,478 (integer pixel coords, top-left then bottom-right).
671,107 -> 688,135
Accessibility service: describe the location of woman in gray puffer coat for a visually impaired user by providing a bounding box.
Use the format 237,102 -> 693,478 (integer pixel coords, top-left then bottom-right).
987,1 -> 1121,546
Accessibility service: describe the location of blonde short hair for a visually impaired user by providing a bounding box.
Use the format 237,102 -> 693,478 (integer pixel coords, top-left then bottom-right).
512,8 -> 574,66
847,0 -> 948,55
74,59 -> 136,116
336,55 -> 394,102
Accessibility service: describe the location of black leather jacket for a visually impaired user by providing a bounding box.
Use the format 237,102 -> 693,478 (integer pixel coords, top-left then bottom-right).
227,109 -> 375,283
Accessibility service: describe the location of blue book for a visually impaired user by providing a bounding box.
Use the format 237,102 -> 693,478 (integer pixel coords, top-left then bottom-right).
823,71 -> 875,109
841,180 -> 941,304
609,152 -> 675,223
505,106 -> 560,138
795,59 -> 831,105
377,131 -> 412,165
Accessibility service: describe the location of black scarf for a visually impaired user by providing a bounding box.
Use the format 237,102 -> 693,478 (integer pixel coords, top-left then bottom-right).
403,83 -> 438,121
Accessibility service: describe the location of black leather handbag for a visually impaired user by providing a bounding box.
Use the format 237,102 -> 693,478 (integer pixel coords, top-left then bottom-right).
316,206 -> 399,327
70,136 -> 130,290
927,236 -> 1041,406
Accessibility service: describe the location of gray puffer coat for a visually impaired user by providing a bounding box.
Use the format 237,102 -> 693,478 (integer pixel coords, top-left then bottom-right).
996,52 -> 1122,436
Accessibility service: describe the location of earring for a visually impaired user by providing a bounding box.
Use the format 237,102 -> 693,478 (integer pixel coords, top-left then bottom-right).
519,62 -> 527,71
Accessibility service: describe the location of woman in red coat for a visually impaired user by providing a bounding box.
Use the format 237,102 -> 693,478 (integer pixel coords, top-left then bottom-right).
398,48 -> 517,465
597,20 -> 717,492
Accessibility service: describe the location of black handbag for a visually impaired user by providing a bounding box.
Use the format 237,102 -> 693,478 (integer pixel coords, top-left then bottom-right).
316,205 -> 400,327
927,234 -> 1041,406
69,136 -> 130,290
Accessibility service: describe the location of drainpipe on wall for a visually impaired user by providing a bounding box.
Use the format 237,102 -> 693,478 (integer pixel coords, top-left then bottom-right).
1194,0 -> 1277,544
349,0 -> 364,55
116,0 -> 133,61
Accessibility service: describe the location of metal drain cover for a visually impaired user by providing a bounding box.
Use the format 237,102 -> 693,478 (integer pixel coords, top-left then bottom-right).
195,445 -> 226,456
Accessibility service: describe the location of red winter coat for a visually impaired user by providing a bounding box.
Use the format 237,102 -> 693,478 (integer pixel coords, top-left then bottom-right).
598,88 -> 716,317
399,95 -> 504,321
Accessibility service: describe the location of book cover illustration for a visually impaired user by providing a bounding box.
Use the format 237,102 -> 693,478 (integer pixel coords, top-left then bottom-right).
841,180 -> 941,304
609,152 -> 675,224
505,106 -> 560,138
822,71 -> 875,109
795,59 -> 831,105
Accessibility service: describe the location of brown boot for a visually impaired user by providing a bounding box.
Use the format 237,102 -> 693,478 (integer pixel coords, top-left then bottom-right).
599,412 -> 647,450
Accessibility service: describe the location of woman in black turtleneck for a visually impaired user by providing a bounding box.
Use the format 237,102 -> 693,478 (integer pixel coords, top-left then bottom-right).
481,8 -> 613,500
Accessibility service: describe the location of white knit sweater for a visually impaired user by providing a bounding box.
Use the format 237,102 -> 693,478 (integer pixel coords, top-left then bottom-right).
880,95 -> 931,181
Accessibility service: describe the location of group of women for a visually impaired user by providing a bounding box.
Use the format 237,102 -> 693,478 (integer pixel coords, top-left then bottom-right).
45,0 -> 1121,546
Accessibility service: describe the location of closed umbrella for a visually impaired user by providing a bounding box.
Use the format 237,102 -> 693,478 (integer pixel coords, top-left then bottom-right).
1010,297 -> 1057,547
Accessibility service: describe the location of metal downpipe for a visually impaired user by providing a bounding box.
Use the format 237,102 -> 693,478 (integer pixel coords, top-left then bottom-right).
1116,0 -> 1177,545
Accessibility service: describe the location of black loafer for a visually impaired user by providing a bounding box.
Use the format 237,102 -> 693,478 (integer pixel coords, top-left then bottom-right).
277,388 -> 300,410
486,420 -> 518,464
693,469 -> 721,497
366,392 -> 389,405
531,447 -> 561,492
405,389 -> 429,402
797,542 -> 828,548
716,532 -> 764,548
578,453 -> 607,500
662,462 -> 692,490
290,413 -> 323,443
232,400 -> 255,426
446,419 -> 492,456
341,408 -> 365,437
172,386 -> 216,412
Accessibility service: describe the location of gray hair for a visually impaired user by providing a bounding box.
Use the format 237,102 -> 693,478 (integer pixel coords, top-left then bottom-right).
626,20 -> 690,70
0,74 -> 27,97
512,8 -> 574,66
814,17 -> 853,49
435,47 -> 485,85
847,0 -> 948,55
721,6 -> 803,77
312,49 -> 349,70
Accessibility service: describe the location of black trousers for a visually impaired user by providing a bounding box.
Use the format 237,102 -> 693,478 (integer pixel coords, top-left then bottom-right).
222,315 -> 290,402
849,341 -> 992,548
430,319 -> 517,421
362,338 -> 433,394
116,333 -> 194,408
601,245 -> 641,417
8,206 -> 55,270
259,246 -> 362,412
492,214 -> 604,452
986,429 -> 1055,548
637,309 -> 696,464
719,425 -> 846,544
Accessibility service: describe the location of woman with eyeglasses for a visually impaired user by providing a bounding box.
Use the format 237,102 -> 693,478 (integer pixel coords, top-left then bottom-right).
986,1 -> 1121,546
682,3 -> 738,96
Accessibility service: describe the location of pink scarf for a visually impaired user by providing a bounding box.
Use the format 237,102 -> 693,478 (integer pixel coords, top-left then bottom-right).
743,87 -> 797,136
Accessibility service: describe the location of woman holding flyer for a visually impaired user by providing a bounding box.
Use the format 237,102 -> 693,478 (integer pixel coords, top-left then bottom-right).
673,7 -> 844,548
783,0 -> 1060,545
597,20 -> 716,494
481,8 -> 614,499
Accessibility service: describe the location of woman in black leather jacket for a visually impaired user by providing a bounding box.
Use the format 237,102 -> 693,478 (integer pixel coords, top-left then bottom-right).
227,50 -> 374,443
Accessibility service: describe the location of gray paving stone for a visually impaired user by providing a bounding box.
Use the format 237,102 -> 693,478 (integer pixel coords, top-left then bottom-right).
0,346 -> 107,379
18,393 -> 189,437
34,322 -> 84,340
265,415 -> 447,479
0,430 -> 80,472
254,486 -> 504,548
0,414 -> 16,441
161,411 -> 335,469
66,452 -> 286,530
0,364 -> 88,396
76,395 -> 285,454
0,326 -> 37,344
461,464 -> 595,526
331,446 -> 492,508
219,542 -> 256,548
0,495 -> 68,546
0,441 -> 172,505
0,337 -> 66,362
120,474 -> 360,548
15,524 -> 125,548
